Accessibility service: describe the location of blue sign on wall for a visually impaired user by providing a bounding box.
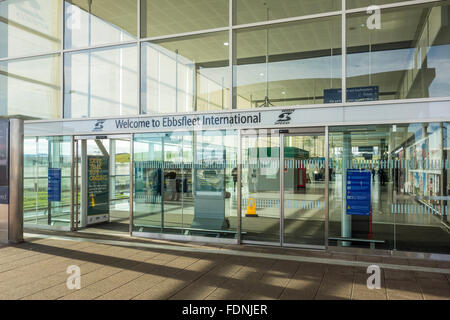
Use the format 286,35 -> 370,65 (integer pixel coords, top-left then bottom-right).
324,86 -> 379,103
346,169 -> 371,216
48,168 -> 62,202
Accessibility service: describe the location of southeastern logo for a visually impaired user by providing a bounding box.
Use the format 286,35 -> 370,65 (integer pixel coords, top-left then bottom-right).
93,120 -> 105,131
275,109 -> 294,125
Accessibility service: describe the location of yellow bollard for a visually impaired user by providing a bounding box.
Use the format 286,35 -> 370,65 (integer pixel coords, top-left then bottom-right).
246,198 -> 258,217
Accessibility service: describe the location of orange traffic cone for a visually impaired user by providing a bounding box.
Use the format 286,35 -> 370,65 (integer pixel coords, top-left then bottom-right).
90,192 -> 95,207
246,198 -> 258,217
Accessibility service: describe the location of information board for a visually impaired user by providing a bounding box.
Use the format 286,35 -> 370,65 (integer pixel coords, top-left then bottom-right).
48,168 -> 61,202
324,86 -> 379,103
87,155 -> 109,225
346,169 -> 371,216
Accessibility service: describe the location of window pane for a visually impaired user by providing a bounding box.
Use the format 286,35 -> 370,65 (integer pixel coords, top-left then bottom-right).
235,17 -> 342,109
347,1 -> 450,101
0,55 -> 61,119
141,0 -> 228,38
65,0 -> 137,49
347,0 -> 412,9
24,136 -> 72,228
235,0 -> 341,25
0,0 -> 61,58
64,45 -> 138,118
133,130 -> 238,238
142,32 -> 230,114
329,123 -> 450,254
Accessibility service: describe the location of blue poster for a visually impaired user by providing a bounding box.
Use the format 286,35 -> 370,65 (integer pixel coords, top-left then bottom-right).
346,169 -> 371,215
48,168 -> 62,202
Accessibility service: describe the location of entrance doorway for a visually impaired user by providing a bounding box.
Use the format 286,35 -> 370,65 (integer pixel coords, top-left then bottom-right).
241,128 -> 327,248
73,135 -> 132,235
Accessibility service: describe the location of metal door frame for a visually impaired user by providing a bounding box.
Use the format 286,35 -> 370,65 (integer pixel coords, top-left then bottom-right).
240,127 -> 329,249
280,128 -> 327,249
71,134 -> 134,235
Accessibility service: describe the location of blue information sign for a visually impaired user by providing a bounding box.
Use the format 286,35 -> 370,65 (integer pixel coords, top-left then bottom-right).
346,169 -> 371,216
48,168 -> 62,202
324,86 -> 379,103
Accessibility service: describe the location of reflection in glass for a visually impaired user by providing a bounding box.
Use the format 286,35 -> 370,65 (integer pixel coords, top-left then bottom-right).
0,55 -> 61,119
0,0 -> 61,58
133,130 -> 237,238
141,32 -> 230,114
65,0 -> 137,49
64,44 -> 138,118
24,136 -> 72,228
347,2 -> 450,101
234,17 -> 341,109
283,134 -> 326,246
235,0 -> 340,25
329,123 -> 450,254
141,0 -> 228,38
347,0 -> 412,9
241,130 -> 281,243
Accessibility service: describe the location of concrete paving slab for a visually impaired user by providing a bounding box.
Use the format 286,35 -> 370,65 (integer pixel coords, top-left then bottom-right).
1,235 -> 449,301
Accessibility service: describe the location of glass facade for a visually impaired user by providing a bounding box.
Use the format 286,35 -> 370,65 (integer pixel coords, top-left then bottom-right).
0,55 -> 61,119
234,16 -> 341,108
2,0 -> 449,119
24,136 -> 72,228
141,0 -> 229,38
64,0 -> 137,49
347,1 -> 450,101
133,130 -> 237,238
64,45 -> 138,118
234,0 -> 341,25
0,0 -> 61,59
14,1 -> 450,255
329,123 -> 450,253
141,32 -> 230,114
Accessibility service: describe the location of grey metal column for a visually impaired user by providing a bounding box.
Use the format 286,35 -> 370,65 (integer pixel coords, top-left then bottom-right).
80,139 -> 88,228
129,134 -> 134,236
280,133 -> 285,246
75,139 -> 79,231
324,126 -> 329,250
109,139 -> 116,218
237,130 -> 242,244
8,119 -> 23,243
70,136 -> 75,231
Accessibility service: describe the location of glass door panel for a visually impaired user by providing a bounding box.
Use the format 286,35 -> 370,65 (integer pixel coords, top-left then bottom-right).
133,133 -> 164,232
282,134 -> 326,246
162,132 -> 193,234
241,129 -> 281,243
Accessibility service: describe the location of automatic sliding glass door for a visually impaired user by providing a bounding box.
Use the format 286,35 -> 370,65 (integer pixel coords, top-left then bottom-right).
241,129 -> 281,244
281,133 -> 326,248
241,128 -> 327,248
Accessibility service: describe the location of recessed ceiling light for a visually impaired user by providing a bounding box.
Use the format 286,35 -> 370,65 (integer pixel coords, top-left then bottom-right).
223,42 -> 229,46
282,91 -> 286,95
260,73 -> 264,76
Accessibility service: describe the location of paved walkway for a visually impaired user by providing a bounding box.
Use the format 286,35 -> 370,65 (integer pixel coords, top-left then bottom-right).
0,233 -> 449,300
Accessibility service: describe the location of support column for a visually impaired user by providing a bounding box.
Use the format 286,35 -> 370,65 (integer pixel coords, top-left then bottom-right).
109,139 -> 116,210
0,119 -> 23,244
